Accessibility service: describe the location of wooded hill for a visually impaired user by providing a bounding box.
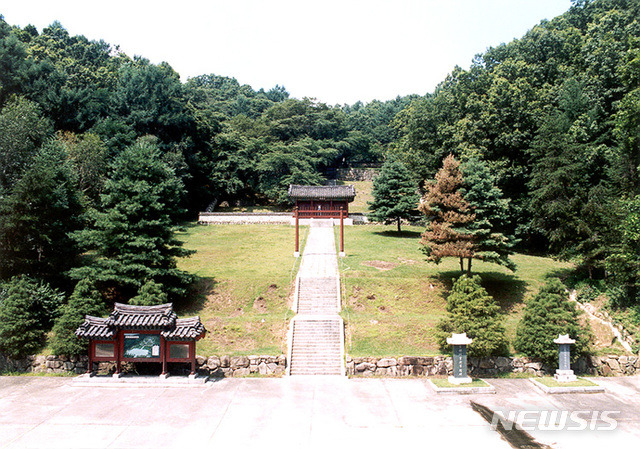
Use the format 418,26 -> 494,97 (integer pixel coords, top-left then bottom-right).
1,0 -> 640,358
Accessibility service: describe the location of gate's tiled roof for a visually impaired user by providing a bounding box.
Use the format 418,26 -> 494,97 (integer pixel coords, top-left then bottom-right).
75,316 -> 115,339
288,185 -> 356,201
76,303 -> 206,341
104,303 -> 177,329
162,317 -> 207,341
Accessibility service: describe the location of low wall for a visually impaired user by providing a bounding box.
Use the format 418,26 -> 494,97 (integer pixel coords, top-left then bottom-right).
336,168 -> 379,181
346,354 -> 640,377
1,353 -> 286,377
198,212 -> 368,225
3,353 -> 637,378
198,212 -> 291,225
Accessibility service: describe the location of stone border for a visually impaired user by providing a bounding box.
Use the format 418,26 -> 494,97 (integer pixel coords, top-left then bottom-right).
427,379 -> 496,395
528,378 -> 605,394
72,373 -> 208,387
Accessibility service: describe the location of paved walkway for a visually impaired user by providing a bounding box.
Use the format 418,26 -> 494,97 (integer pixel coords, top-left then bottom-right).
289,219 -> 344,375
1,376 -> 639,448
297,219 -> 338,278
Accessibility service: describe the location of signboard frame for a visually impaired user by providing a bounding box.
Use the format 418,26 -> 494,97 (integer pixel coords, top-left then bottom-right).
121,330 -> 164,362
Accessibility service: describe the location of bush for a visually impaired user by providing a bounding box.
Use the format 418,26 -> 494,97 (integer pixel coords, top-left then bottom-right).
514,278 -> 592,366
0,277 -> 61,358
50,279 -> 107,356
436,275 -> 508,357
130,280 -> 168,306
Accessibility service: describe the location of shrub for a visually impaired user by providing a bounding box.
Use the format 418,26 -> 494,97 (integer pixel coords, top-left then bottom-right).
436,275 -> 509,357
50,279 -> 107,356
0,277 -> 61,358
130,280 -> 168,306
514,278 -> 592,366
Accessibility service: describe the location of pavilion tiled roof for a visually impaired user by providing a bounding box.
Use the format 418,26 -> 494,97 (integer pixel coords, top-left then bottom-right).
104,303 -> 177,329
75,316 -> 115,339
288,185 -> 356,202
162,317 -> 207,341
76,303 -> 206,340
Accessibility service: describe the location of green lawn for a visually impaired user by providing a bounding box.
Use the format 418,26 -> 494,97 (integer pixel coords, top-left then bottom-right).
177,222 -> 590,359
176,224 -> 307,356
339,180 -> 373,214
338,224 -> 573,357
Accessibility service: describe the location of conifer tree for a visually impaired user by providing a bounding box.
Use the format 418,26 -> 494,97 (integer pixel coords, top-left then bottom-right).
130,280 -> 168,306
419,154 -> 475,272
514,278 -> 592,366
70,139 -> 194,302
460,157 -> 516,272
436,275 -> 508,357
0,277 -> 50,358
368,159 -> 419,232
50,279 -> 107,356
0,140 -> 83,283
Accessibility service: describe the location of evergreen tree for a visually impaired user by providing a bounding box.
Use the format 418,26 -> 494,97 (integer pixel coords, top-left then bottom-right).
50,279 -> 107,356
0,277 -> 56,358
461,157 -> 516,272
368,159 -> 419,232
0,140 -> 83,283
436,275 -> 508,357
130,280 -> 168,306
70,139 -> 194,302
514,278 -> 592,366
419,154 -> 475,272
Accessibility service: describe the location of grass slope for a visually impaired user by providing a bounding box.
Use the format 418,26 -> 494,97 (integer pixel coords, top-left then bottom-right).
339,224 -> 573,357
177,221 -> 610,359
176,224 -> 306,356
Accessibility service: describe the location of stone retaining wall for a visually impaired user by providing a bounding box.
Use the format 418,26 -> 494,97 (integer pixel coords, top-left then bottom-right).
3,353 -> 637,377
346,354 -> 640,377
1,353 -> 286,377
336,168 -> 379,181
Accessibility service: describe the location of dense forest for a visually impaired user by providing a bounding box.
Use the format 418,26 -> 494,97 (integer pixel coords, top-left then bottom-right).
0,0 -> 639,356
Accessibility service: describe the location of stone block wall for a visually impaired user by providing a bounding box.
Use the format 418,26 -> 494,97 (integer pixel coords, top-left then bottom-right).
2,352 -> 638,378
346,354 -> 640,377
1,353 -> 286,377
196,355 -> 286,377
336,168 -> 379,181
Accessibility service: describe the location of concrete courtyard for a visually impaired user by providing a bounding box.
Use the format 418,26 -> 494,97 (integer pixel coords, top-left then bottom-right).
1,375 -> 639,448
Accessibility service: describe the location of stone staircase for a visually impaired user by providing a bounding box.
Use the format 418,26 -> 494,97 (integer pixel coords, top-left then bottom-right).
287,219 -> 345,376
288,317 -> 343,375
296,277 -> 339,315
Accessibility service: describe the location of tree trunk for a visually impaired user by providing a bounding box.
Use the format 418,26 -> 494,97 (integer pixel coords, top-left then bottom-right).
459,257 -> 464,273
397,217 -> 401,233
467,258 -> 472,275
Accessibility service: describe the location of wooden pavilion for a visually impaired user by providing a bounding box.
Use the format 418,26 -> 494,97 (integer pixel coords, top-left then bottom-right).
76,303 -> 206,376
288,184 -> 356,218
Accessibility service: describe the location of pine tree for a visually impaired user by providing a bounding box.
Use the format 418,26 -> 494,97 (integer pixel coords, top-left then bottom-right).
436,275 -> 508,357
70,139 -> 194,302
0,277 -> 49,358
419,154 -> 475,272
368,159 -> 419,232
514,278 -> 592,366
0,140 -> 83,284
461,157 -> 516,272
130,280 -> 168,306
50,279 -> 107,356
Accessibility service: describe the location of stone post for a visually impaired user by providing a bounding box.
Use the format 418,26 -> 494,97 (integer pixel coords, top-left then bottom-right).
553,334 -> 577,382
447,332 -> 473,384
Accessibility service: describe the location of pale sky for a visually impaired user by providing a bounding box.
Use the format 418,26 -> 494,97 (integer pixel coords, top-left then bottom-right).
0,0 -> 573,105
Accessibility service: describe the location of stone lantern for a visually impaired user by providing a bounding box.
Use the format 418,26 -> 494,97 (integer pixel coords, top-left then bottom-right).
447,332 -> 473,384
553,334 -> 577,382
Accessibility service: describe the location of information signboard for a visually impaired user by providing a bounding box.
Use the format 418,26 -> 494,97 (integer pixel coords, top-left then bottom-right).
123,333 -> 161,359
